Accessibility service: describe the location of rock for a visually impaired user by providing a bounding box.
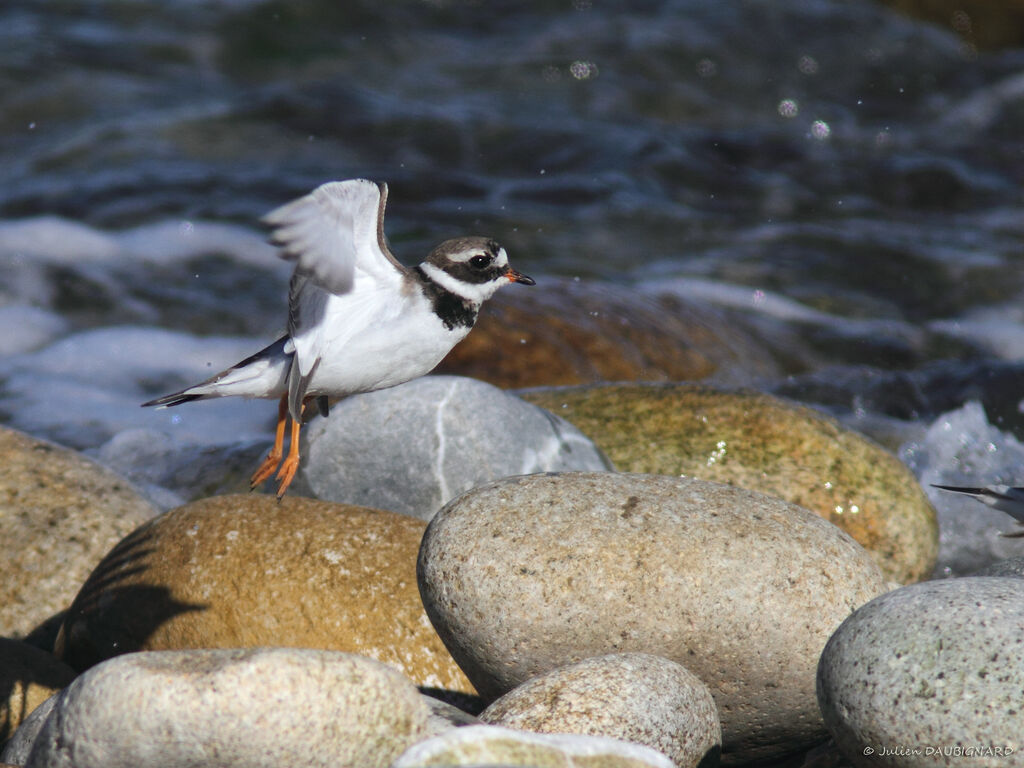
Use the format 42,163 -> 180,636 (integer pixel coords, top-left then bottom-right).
817,577 -> 1024,767
0,425 -> 157,642
520,383 -> 937,583
302,375 -> 611,520
23,648 -> 429,768
480,653 -> 721,768
56,494 -> 475,698
879,0 -> 1024,50
392,724 -> 676,768
421,696 -> 481,740
973,556 -> 1024,578
0,639 -> 76,747
418,472 -> 886,765
1,695 -> 58,767
94,428 -> 274,511
435,278 -> 783,388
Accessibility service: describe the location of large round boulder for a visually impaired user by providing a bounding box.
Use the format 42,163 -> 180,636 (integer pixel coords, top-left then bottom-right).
435,279 -> 782,387
302,376 -> 611,520
56,494 -> 474,698
418,472 -> 886,764
23,648 -> 429,768
817,577 -> 1024,767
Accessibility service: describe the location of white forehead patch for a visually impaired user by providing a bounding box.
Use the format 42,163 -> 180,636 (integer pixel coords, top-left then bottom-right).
444,242 -> 505,265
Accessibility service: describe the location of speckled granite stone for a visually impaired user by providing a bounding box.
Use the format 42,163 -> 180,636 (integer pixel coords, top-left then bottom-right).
481,653 -> 720,768
0,425 -> 156,642
817,577 -> 1024,767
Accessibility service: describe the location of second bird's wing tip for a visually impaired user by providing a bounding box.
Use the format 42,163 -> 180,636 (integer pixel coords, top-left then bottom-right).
931,484 -> 987,494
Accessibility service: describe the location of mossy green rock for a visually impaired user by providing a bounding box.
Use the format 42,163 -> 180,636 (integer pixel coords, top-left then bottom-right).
521,383 -> 937,584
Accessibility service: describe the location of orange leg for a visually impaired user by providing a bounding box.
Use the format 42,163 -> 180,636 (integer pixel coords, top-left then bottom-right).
274,408 -> 303,498
250,395 -> 288,490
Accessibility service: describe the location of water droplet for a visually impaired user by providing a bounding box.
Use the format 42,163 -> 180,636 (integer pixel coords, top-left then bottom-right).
777,99 -> 799,118
696,58 -> 717,78
569,60 -> 598,80
797,55 -> 819,75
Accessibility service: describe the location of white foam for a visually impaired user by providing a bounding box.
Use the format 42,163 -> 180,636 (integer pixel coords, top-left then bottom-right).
0,217 -> 121,263
0,326 -> 276,448
900,401 -> 1024,575
929,302 -> 1024,361
0,215 -> 282,271
115,220 -> 281,269
0,305 -> 70,356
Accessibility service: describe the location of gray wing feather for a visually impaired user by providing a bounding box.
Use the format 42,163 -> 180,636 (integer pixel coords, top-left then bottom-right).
263,179 -> 405,296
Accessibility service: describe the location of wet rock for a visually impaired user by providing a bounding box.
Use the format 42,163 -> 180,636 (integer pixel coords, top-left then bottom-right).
481,653 -> 721,768
0,640 -> 75,747
23,648 -> 429,768
418,472 -> 886,765
392,724 -> 676,768
56,494 -> 474,698
817,577 -> 1024,767
436,279 -> 783,388
302,375 -> 611,520
521,383 -> 937,583
881,0 -> 1024,50
0,425 -> 156,642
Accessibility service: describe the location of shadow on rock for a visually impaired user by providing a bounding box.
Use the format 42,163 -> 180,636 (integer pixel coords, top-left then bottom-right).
53,525 -> 206,671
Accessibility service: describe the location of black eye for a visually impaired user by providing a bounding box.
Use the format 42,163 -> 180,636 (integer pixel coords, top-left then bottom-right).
469,253 -> 492,268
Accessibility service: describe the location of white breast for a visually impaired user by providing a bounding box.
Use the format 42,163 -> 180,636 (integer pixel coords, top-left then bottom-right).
301,287 -> 471,397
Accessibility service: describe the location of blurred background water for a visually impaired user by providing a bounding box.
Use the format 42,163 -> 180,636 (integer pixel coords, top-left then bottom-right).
3,0 -> 1024,565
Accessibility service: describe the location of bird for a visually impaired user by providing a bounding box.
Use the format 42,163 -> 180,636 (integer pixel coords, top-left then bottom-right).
143,178 -> 535,497
932,484 -> 1024,537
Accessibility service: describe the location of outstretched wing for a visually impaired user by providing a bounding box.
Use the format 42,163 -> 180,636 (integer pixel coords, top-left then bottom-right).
262,179 -> 407,295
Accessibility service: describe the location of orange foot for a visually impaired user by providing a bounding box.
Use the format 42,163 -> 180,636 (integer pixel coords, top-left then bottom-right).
250,449 -> 282,489
275,412 -> 303,499
250,395 -> 288,490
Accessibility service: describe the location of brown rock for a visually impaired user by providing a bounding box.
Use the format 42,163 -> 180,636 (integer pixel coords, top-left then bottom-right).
521,383 -> 938,583
882,0 -> 1024,50
436,279 -> 783,388
0,638 -> 76,746
55,494 -> 474,697
0,425 -> 157,643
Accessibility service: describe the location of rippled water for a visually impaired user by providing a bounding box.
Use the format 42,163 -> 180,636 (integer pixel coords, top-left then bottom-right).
3,0 -> 1024,530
